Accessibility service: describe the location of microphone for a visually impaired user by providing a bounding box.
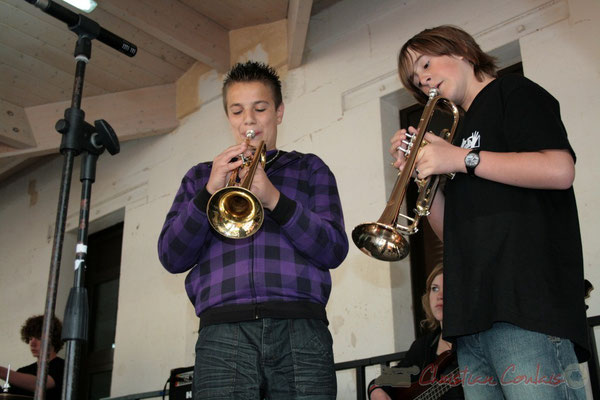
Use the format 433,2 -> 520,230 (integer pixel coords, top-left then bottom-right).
98,28 -> 137,57
24,0 -> 137,57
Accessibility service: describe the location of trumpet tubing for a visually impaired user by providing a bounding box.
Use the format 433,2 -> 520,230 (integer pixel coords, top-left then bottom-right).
352,88 -> 460,261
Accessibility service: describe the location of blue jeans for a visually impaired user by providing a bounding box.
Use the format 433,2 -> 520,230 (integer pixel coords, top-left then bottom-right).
194,318 -> 336,399
456,322 -> 586,400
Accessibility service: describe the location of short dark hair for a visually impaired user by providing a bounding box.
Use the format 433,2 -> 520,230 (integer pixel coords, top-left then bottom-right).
20,315 -> 64,352
222,61 -> 283,112
398,25 -> 498,104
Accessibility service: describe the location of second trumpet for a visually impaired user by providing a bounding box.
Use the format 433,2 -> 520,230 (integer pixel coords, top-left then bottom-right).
352,88 -> 459,261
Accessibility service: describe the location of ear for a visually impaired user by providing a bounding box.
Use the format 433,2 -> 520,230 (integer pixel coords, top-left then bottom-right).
276,102 -> 285,124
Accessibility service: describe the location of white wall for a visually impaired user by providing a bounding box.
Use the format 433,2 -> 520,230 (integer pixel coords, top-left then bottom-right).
1,0 -> 599,398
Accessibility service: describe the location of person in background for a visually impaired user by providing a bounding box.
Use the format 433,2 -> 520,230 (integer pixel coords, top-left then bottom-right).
1,315 -> 65,400
369,264 -> 464,400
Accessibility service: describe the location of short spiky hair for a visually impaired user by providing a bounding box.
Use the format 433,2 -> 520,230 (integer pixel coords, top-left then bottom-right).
222,61 -> 283,112
398,25 -> 498,104
20,315 -> 64,352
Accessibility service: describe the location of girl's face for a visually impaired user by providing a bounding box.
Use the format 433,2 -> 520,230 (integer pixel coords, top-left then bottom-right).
429,273 -> 444,323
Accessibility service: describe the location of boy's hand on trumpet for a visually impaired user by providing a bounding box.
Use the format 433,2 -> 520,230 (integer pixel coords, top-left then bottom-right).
249,166 -> 280,211
390,126 -> 430,179
206,142 -> 248,194
389,126 -> 418,171
415,133 -> 469,178
390,128 -> 466,179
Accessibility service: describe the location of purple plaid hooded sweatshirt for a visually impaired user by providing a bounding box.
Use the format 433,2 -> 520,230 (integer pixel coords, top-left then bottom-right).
158,150 -> 349,316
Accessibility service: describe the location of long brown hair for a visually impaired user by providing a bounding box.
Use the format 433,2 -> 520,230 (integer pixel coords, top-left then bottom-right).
420,263 -> 444,331
398,25 -> 498,104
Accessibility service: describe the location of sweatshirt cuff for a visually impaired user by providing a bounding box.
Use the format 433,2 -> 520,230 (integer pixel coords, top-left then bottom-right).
270,192 -> 297,225
193,186 -> 211,213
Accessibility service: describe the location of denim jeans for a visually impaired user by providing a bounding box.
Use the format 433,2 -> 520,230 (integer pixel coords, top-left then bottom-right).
456,322 -> 586,400
194,318 -> 336,399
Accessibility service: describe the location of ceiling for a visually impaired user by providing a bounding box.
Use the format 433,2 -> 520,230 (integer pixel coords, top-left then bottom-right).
0,0 -> 342,183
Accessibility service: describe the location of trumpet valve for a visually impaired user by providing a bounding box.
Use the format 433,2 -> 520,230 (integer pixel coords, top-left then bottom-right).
415,177 -> 427,189
397,146 -> 409,156
397,133 -> 416,157
237,130 -> 257,164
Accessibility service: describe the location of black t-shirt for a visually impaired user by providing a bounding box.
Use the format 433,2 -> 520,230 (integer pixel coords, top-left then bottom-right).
370,330 -> 464,399
443,74 -> 589,361
8,357 -> 65,400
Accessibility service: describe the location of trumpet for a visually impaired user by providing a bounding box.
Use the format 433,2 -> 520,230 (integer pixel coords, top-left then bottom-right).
207,130 -> 266,239
352,88 -> 459,261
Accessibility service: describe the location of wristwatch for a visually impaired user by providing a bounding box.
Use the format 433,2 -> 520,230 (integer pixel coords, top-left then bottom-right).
465,149 -> 481,176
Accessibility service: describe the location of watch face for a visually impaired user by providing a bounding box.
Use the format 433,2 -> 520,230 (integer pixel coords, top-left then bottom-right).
466,152 -> 480,167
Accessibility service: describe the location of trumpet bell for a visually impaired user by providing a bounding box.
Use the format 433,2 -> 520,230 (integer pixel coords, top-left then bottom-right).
352,222 -> 410,262
207,186 -> 264,239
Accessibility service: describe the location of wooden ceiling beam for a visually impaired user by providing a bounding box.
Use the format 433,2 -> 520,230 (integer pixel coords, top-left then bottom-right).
287,0 -> 313,69
100,0 -> 230,72
0,99 -> 36,149
0,84 -> 178,160
0,153 -> 55,185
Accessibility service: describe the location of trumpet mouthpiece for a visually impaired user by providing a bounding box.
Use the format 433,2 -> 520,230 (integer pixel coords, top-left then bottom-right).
246,130 -> 256,139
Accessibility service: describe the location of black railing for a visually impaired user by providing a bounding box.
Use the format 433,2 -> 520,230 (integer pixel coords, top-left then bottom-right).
334,351 -> 406,400
100,390 -> 166,400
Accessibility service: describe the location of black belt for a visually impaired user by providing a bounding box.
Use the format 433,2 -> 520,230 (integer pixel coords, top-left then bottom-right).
199,301 -> 328,328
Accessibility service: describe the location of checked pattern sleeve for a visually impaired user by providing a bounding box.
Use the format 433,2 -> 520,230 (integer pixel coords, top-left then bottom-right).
157,164 -> 214,274
275,157 -> 348,270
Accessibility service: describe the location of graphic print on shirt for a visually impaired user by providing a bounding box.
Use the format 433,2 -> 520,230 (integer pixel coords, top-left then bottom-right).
461,130 -> 480,150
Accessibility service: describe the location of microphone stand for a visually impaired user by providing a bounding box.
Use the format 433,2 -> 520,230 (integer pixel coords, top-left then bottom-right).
22,1 -> 135,399
60,119 -> 119,400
